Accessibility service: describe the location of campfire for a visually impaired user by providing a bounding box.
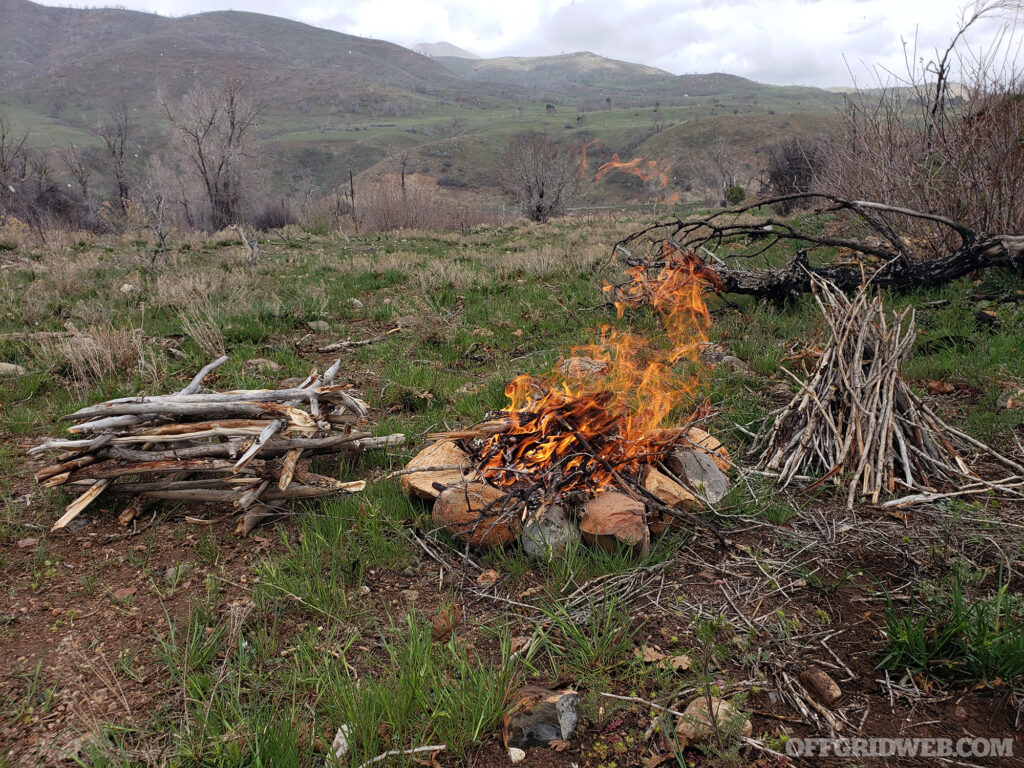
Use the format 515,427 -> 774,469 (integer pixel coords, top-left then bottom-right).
401,244 -> 732,555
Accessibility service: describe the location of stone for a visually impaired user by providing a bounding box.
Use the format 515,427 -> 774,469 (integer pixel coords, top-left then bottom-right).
400,440 -> 475,501
476,569 -> 500,588
502,686 -> 580,749
119,283 -> 138,294
306,320 -> 330,332
699,343 -> 750,374
242,357 -> 281,375
674,696 -> 752,751
0,362 -> 27,376
580,491 -> 649,554
521,505 -> 579,560
557,356 -> 609,378
800,666 -> 842,705
508,747 -> 526,763
668,449 -> 731,505
682,427 -> 731,473
348,298 -> 364,309
432,482 -> 523,548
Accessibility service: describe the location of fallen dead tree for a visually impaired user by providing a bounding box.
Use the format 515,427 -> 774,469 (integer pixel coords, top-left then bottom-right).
752,275 -> 1024,508
32,356 -> 404,535
616,193 -> 1024,301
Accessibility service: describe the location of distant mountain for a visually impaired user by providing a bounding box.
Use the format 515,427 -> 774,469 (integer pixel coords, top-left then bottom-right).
413,42 -> 480,59
0,0 -> 472,113
434,51 -> 674,90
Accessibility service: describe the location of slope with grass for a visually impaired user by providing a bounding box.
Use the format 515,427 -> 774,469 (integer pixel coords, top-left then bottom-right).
0,212 -> 1022,765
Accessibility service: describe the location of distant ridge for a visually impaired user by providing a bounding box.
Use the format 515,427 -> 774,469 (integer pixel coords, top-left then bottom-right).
413,42 -> 480,59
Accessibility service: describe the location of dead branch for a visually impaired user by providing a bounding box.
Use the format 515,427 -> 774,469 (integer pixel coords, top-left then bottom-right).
617,193 -> 1024,301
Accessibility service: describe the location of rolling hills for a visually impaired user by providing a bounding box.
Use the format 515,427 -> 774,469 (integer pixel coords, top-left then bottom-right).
0,0 -> 843,208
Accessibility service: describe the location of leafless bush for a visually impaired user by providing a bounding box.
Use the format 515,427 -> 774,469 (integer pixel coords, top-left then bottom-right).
358,180 -> 495,232
819,1 -> 1024,255
764,138 -> 826,213
499,131 -> 580,222
250,199 -> 298,231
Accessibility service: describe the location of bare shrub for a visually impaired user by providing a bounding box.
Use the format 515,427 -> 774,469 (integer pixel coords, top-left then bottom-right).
38,324 -> 146,386
819,2 -> 1024,256
499,131 -> 579,222
250,199 -> 298,231
764,138 -> 825,213
359,180 -> 494,232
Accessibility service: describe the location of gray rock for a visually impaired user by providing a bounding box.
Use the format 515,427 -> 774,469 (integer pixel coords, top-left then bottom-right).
521,505 -> 578,560
348,298 -> 364,309
307,320 -> 330,333
671,449 -> 730,505
0,362 -> 27,376
503,687 -> 580,749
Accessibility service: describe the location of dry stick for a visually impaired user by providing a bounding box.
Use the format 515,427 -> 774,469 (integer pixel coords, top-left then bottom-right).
53,356 -> 231,528
354,745 -> 446,768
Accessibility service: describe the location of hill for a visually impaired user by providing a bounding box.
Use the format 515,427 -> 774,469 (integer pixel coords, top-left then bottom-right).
413,42 -> 480,59
0,0 -> 842,209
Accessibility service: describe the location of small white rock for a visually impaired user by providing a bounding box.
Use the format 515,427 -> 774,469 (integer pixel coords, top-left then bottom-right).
120,283 -> 137,294
348,298 -> 364,309
508,747 -> 526,764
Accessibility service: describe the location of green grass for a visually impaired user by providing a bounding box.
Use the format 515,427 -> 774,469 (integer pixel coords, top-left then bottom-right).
881,574 -> 1024,688
4,210 -> 1024,763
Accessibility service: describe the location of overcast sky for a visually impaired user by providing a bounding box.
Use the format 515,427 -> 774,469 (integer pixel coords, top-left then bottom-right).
43,0 -> 1021,87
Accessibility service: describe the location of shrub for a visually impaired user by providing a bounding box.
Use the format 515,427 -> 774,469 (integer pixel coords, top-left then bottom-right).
250,199 -> 298,231
725,185 -> 745,205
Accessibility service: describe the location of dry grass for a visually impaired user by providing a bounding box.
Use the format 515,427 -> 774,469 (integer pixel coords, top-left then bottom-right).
36,323 -> 149,387
179,302 -> 226,359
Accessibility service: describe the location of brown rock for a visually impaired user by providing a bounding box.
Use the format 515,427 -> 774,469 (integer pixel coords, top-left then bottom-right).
580,491 -> 649,553
400,440 -> 475,500
800,666 -> 842,705
685,427 -> 731,473
432,482 -> 523,548
502,686 -> 580,749
558,356 -> 609,378
644,467 -> 698,508
674,696 -> 752,751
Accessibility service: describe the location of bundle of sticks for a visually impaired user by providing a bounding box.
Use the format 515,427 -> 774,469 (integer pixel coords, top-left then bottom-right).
33,357 -> 404,534
754,275 -> 1024,508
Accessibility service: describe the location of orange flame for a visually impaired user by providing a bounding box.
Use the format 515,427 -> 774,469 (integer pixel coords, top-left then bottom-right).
478,244 -> 719,494
580,138 -> 601,170
593,154 -> 675,204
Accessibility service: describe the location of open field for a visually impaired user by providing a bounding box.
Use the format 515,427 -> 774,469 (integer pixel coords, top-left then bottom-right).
1,213 -> 1023,767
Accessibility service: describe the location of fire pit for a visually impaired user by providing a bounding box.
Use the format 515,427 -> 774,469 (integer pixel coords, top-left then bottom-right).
401,245 -> 732,556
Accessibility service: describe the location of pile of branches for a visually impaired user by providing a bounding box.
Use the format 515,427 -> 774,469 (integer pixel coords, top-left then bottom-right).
753,275 -> 1024,508
33,357 -> 403,535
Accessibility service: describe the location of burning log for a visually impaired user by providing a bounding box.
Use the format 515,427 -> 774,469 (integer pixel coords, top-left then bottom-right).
753,274 -> 1024,508
33,357 -> 402,533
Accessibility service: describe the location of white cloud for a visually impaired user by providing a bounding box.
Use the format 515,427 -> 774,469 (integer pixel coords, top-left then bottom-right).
39,0 -> 1021,87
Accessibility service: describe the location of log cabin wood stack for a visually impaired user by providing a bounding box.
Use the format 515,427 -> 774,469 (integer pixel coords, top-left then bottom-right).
33,357 -> 404,535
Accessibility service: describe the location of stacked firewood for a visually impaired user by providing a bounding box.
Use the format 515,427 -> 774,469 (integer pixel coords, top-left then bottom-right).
754,275 -> 1024,508
33,357 -> 404,534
